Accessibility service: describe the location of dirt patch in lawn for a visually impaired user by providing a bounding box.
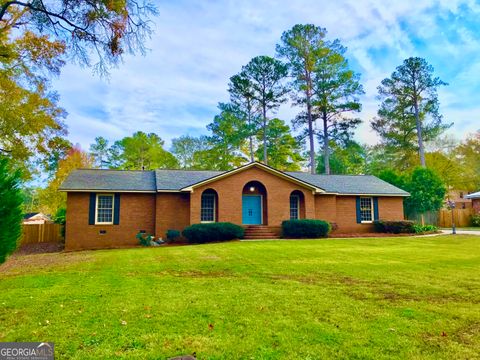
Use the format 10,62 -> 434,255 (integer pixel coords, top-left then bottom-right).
14,242 -> 64,256
0,251 -> 93,275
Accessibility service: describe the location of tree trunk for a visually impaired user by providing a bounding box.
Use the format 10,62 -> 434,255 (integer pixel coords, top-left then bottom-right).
322,112 -> 330,175
413,97 -> 426,167
306,96 -> 316,174
262,104 -> 268,165
247,108 -> 254,162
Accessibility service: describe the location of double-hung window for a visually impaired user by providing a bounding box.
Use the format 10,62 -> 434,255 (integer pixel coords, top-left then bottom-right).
359,197 -> 373,223
96,194 -> 114,224
201,193 -> 215,222
290,195 -> 300,220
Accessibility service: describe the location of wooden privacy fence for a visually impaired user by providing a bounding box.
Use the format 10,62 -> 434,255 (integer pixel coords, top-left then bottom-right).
21,223 -> 64,244
439,208 -> 474,228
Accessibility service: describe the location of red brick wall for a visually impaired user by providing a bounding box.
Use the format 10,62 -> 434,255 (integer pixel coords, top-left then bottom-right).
65,192 -> 156,251
189,166 -> 316,226
155,193 -> 190,239
473,199 -> 480,214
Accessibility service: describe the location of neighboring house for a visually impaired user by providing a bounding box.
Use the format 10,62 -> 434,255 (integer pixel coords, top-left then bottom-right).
446,189 -> 473,209
59,162 -> 409,251
23,212 -> 52,225
466,192 -> 480,214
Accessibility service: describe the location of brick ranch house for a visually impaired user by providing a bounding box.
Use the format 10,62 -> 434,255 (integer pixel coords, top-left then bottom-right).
60,162 -> 409,250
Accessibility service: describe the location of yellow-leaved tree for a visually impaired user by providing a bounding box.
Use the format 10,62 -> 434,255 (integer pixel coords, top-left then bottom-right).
38,146 -> 93,216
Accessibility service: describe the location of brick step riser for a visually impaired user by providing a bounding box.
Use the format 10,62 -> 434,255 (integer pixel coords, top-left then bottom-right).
244,230 -> 277,234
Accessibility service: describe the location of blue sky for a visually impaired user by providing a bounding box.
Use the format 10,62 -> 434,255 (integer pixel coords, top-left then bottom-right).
52,0 -> 480,151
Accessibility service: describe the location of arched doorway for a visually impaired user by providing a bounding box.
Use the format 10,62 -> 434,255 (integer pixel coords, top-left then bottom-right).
289,190 -> 306,220
242,181 -> 267,225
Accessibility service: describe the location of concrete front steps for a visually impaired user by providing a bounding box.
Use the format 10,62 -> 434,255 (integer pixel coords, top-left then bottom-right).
243,225 -> 280,240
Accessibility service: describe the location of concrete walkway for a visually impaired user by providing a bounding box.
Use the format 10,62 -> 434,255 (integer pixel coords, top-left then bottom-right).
440,229 -> 480,236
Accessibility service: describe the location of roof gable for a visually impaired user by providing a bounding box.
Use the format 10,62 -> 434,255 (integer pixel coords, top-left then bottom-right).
179,162 -> 325,193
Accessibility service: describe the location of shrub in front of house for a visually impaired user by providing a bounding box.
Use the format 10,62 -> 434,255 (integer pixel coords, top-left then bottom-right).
281,219 -> 331,238
471,214 -> 480,227
136,232 -> 154,246
166,229 -> 181,243
413,223 -> 438,234
373,220 -> 415,234
182,222 -> 244,244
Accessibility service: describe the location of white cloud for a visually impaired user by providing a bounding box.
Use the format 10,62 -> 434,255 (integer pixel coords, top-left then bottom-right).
52,0 -> 480,151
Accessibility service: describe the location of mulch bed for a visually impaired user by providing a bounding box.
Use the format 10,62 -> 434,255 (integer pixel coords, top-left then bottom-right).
13,242 -> 64,256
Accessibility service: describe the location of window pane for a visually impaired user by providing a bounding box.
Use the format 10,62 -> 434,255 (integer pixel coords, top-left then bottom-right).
360,197 -> 372,222
201,194 -> 215,222
97,195 -> 113,223
290,195 -> 299,220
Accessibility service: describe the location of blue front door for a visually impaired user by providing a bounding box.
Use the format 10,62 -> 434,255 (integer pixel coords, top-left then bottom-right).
242,195 -> 262,225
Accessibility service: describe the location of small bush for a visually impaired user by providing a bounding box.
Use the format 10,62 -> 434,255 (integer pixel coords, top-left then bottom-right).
136,232 -> 154,246
471,214 -> 480,227
373,220 -> 415,234
182,222 -> 244,244
413,223 -> 438,234
166,229 -> 181,243
54,207 -> 66,239
281,219 -> 330,238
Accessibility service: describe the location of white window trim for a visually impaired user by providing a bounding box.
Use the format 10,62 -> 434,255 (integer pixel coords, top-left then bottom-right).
290,194 -> 300,220
200,193 -> 216,223
360,196 -> 374,224
95,194 -> 115,225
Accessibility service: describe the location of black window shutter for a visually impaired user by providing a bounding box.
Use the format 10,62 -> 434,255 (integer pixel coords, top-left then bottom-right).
373,197 -> 379,221
88,193 -> 96,225
355,197 -> 361,224
113,193 -> 121,225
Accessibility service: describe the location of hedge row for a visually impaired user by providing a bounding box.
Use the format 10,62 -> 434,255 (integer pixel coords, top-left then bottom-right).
182,222 -> 244,244
281,219 -> 331,238
373,220 -> 415,234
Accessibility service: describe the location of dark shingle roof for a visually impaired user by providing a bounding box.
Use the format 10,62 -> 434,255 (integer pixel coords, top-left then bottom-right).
155,169 -> 223,190
60,166 -> 409,196
285,172 -> 409,195
59,169 -> 157,192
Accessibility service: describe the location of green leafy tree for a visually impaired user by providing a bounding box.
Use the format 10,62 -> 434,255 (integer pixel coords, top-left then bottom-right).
312,39 -> 363,175
372,57 -> 450,167
404,167 -> 446,216
203,103 -> 249,170
228,72 -> 260,162
111,132 -> 178,170
455,130 -> 480,188
0,158 -> 23,264
276,24 -> 327,174
241,56 -> 288,165
256,119 -> 303,171
316,140 -> 367,175
38,146 -> 94,215
89,136 -> 110,168
171,135 -> 207,169
377,169 -> 408,191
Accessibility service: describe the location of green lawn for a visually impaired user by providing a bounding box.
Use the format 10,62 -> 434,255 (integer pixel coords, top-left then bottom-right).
1,236 -> 480,359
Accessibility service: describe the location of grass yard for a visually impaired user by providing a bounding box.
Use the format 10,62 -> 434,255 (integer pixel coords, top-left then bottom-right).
1,235 -> 480,359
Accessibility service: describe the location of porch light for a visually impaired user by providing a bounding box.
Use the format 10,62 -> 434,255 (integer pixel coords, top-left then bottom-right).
249,186 -> 255,192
